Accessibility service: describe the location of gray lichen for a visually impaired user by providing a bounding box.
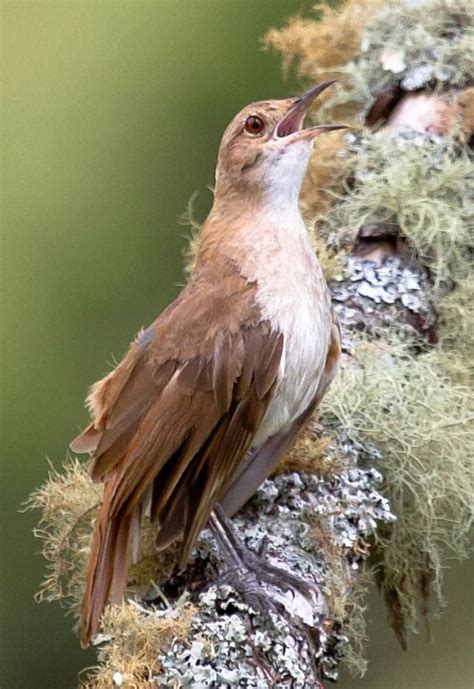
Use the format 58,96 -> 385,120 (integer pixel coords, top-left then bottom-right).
317,0 -> 474,122
153,470 -> 394,688
331,255 -> 437,344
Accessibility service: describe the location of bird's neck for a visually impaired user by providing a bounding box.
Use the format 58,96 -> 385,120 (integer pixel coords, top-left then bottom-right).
197,190 -> 314,279
212,168 -> 304,221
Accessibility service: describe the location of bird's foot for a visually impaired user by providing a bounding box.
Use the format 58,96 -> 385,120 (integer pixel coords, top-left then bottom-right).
216,564 -> 280,616
217,557 -> 320,624
209,508 -> 321,624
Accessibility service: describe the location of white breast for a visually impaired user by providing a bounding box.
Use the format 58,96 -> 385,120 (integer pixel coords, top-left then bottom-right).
234,205 -> 332,447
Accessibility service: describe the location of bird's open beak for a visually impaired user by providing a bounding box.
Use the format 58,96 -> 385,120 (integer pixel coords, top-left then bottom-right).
275,80 -> 348,141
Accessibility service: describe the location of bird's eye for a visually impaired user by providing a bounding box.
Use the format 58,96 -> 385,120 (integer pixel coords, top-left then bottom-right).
244,115 -> 265,135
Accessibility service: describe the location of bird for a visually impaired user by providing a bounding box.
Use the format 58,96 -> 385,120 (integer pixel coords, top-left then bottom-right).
71,80 -> 345,647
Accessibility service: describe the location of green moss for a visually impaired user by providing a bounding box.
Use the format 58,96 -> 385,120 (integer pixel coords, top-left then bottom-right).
318,0 -> 474,121
322,340 -> 474,641
437,275 -> 474,382
322,132 -> 473,285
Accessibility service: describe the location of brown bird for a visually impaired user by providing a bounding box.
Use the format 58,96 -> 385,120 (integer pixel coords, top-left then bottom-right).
71,81 -> 345,647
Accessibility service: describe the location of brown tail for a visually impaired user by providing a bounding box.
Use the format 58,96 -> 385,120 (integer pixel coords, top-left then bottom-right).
80,476 -> 132,647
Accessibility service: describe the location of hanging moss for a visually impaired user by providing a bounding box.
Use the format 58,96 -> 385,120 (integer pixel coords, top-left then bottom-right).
437,275 -> 474,383
321,132 -> 474,285
321,340 -> 474,644
26,459 -> 100,621
438,275 -> 474,354
266,0 -> 474,123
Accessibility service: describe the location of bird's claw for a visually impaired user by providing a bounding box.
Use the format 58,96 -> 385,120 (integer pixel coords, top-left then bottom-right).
208,508 -> 320,621
215,535 -> 319,615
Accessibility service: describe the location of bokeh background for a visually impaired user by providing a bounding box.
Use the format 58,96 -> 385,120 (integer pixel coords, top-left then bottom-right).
1,2 -> 472,688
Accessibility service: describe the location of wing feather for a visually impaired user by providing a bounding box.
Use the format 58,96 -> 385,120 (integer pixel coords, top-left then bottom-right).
73,262 -> 285,645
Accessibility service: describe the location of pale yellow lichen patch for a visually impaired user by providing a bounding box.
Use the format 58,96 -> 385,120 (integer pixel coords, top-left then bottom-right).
277,422 -> 350,477
81,601 -> 195,689
264,0 -> 381,122
27,459 -> 101,621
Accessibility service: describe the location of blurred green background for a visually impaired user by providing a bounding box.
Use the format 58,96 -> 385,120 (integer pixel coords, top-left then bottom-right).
1,2 -> 472,688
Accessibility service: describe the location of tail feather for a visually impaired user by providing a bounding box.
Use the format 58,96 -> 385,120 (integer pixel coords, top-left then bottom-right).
80,477 -> 132,647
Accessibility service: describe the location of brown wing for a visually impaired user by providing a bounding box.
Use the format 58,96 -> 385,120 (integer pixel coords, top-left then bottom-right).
155,312 -> 341,551
72,259 -> 284,646
221,313 -> 341,516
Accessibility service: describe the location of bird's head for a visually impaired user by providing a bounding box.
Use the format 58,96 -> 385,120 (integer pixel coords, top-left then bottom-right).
214,81 -> 347,209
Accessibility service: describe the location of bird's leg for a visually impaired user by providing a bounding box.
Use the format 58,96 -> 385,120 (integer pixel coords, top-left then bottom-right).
207,509 -> 278,614
208,507 -> 325,687
207,510 -> 245,572
209,505 -> 319,610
